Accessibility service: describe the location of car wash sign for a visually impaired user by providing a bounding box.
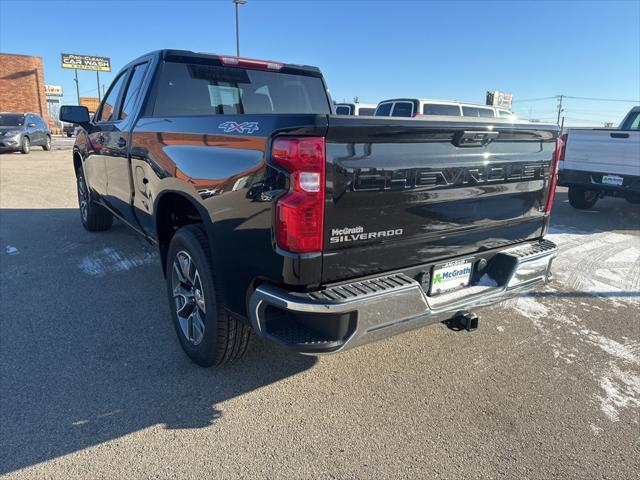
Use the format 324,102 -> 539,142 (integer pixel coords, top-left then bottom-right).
61,53 -> 111,72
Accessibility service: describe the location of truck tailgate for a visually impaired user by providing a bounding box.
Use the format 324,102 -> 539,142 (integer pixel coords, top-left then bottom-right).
322,116 -> 559,283
562,129 -> 640,176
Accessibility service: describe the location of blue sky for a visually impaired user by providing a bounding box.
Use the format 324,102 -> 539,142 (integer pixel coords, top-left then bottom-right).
1,0 -> 638,126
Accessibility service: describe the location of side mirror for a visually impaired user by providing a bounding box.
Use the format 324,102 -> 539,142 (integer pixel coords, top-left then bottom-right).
60,105 -> 90,124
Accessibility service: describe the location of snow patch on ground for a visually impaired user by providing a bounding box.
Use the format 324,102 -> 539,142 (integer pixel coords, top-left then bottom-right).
547,226 -> 640,306
501,225 -> 640,422
79,247 -> 158,276
597,365 -> 640,422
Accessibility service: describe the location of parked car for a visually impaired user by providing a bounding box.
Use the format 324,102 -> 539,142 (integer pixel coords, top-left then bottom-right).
558,106 -> 640,209
374,98 -> 515,119
335,102 -> 377,116
0,112 -> 51,153
63,122 -> 76,137
61,49 -> 560,367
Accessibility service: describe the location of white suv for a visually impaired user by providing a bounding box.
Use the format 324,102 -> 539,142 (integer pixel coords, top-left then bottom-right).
374,98 -> 515,119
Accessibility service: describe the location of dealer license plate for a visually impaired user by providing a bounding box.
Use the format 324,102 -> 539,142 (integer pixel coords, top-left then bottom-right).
429,259 -> 474,296
602,175 -> 624,186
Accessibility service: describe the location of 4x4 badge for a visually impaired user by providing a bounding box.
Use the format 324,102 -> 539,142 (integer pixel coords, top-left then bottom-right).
218,121 -> 259,134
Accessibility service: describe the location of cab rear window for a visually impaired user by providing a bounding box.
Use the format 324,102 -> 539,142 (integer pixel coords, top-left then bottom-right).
152,61 -> 331,116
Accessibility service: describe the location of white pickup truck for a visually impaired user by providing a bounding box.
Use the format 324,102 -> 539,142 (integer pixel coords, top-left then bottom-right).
558,106 -> 640,209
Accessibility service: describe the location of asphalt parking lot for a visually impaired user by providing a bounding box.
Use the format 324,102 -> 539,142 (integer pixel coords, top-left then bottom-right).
1,146 -> 639,479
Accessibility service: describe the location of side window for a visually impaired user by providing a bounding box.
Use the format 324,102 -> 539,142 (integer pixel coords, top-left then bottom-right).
621,111 -> 640,130
392,102 -> 413,117
423,104 -> 461,116
358,107 -> 375,116
335,105 -> 351,115
374,102 -> 393,116
119,63 -> 148,120
97,73 -> 127,123
462,106 -> 495,118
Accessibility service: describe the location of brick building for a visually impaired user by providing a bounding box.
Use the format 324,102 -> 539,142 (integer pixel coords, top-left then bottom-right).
0,53 -> 48,121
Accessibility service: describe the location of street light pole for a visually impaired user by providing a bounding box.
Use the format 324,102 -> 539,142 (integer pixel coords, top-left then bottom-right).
233,0 -> 247,56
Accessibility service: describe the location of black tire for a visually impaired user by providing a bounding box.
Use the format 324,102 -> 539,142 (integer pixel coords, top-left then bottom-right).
66,133 -> 73,138
166,224 -> 251,367
42,135 -> 52,151
20,136 -> 30,154
76,167 -> 113,231
626,196 -> 640,205
568,186 -> 599,210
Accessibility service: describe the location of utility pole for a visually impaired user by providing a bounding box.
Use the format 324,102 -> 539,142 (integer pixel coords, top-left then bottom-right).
96,71 -> 101,102
556,95 -> 564,125
233,0 -> 247,56
74,69 -> 80,105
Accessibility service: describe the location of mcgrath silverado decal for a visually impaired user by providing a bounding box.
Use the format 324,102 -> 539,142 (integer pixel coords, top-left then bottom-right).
330,226 -> 404,244
218,121 -> 260,134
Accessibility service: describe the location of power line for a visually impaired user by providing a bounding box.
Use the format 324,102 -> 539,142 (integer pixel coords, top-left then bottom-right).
513,94 -> 640,104
512,96 -> 557,103
564,95 -> 640,103
562,117 -> 618,123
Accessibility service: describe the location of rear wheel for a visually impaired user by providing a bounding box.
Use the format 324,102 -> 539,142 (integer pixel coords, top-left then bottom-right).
42,135 -> 51,151
76,168 -> 113,231
166,224 -> 250,367
20,136 -> 30,154
568,186 -> 599,210
626,196 -> 640,205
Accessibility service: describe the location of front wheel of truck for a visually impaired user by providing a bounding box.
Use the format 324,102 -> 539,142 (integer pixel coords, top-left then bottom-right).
166,224 -> 251,367
568,186 -> 599,210
76,167 -> 113,231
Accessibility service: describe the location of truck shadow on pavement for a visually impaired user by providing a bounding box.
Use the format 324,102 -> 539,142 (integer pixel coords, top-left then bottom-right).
0,208 -> 317,474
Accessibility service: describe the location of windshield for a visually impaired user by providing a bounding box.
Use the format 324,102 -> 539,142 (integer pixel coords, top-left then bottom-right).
0,114 -> 25,127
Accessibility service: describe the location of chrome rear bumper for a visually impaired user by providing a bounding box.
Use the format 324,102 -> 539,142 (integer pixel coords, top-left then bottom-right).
248,239 -> 557,354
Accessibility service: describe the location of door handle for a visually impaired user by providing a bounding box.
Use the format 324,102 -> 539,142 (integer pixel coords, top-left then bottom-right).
610,132 -> 629,139
117,137 -> 127,148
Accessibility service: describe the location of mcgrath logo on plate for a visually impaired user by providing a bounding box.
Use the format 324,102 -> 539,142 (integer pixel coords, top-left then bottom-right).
218,121 -> 260,134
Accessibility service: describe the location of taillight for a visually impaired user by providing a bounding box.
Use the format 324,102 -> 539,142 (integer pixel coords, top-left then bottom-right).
558,133 -> 568,161
220,56 -> 283,71
545,135 -> 564,213
272,137 -> 325,253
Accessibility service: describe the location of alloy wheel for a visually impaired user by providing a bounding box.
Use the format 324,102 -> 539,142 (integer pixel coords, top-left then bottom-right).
171,250 -> 206,345
77,175 -> 88,223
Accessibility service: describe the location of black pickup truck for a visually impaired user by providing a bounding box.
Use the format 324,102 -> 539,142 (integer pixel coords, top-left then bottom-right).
60,50 -> 561,367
